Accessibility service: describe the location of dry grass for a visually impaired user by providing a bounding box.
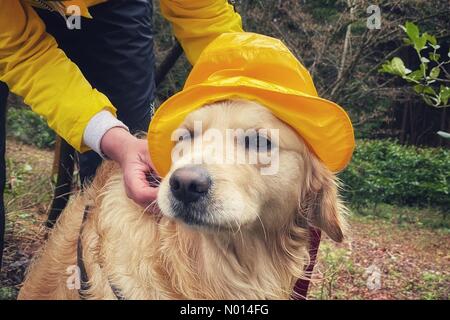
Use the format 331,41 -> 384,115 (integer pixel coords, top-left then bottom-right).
1,139 -> 53,299
309,215 -> 450,300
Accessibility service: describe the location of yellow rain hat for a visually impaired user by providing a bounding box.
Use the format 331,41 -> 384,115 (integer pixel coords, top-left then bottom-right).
148,32 -> 355,177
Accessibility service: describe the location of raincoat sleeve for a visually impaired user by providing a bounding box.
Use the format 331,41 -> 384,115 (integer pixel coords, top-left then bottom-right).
160,0 -> 243,65
0,0 -> 117,152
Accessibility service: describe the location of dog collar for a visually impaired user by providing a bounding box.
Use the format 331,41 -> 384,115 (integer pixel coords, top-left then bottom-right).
292,228 -> 321,299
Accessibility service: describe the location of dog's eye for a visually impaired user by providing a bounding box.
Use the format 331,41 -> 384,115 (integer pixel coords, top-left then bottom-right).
244,133 -> 272,151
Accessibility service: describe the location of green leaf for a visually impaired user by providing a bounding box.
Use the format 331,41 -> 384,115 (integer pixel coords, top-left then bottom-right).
415,37 -> 428,53
403,22 -> 428,52
404,22 -> 420,42
430,44 -> 440,50
430,67 -> 440,79
420,63 -> 428,74
424,86 -> 436,96
414,84 -> 425,94
440,86 -> 450,105
422,95 -> 434,106
408,69 -> 424,81
379,63 -> 393,75
414,85 -> 436,96
429,53 -> 441,62
383,57 -> 409,76
424,33 -> 437,46
430,96 -> 440,105
437,131 -> 450,140
403,38 -> 412,46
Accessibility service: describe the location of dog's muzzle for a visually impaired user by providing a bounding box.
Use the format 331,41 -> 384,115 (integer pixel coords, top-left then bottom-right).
168,165 -> 213,226
169,165 -> 211,204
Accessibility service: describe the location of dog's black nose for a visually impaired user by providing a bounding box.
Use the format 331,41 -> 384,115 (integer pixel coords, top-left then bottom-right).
169,166 -> 211,204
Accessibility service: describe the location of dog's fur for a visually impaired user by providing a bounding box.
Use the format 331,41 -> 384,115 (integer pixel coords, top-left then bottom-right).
18,100 -> 347,300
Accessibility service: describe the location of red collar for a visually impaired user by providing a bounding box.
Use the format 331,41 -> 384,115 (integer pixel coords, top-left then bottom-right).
292,227 -> 322,300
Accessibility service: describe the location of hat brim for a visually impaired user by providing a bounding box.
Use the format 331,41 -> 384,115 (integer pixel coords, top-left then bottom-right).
148,77 -> 355,177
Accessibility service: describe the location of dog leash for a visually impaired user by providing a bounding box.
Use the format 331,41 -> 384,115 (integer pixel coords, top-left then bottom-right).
77,205 -> 124,300
76,206 -> 91,296
292,227 -> 322,300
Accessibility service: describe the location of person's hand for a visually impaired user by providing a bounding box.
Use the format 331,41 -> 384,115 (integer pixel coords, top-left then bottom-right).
100,127 -> 159,207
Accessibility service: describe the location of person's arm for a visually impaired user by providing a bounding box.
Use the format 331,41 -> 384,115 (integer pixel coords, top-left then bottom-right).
0,1 -> 157,206
160,0 -> 243,64
0,0 -> 115,152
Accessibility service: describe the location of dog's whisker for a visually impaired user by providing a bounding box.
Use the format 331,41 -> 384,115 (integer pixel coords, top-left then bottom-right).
232,217 -> 245,249
145,171 -> 161,189
255,212 -> 268,242
142,199 -> 158,215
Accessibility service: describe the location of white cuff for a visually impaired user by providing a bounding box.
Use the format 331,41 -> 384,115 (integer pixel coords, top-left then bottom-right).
83,111 -> 129,159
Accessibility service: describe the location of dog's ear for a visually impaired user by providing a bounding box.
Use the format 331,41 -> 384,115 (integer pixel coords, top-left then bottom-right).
306,157 -> 346,242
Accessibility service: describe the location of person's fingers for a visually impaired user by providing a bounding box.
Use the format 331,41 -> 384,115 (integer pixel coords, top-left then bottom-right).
136,139 -> 161,187
126,178 -> 159,206
137,139 -> 157,171
124,165 -> 159,207
117,138 -> 161,207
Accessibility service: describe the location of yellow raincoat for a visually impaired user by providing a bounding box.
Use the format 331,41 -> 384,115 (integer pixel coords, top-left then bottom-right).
0,0 -> 243,151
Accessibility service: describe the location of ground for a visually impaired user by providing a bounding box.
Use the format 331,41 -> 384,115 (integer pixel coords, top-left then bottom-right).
1,139 -> 449,300
309,215 -> 449,300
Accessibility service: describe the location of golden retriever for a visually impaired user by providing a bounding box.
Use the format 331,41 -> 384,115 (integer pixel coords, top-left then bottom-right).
18,99 -> 347,300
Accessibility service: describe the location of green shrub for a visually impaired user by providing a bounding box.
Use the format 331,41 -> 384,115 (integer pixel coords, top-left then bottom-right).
304,0 -> 344,24
6,107 -> 55,149
340,140 -> 450,211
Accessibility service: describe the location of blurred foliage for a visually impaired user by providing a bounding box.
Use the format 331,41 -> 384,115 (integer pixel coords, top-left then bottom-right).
340,140 -> 450,211
356,203 -> 449,230
6,107 -> 55,149
0,287 -> 16,300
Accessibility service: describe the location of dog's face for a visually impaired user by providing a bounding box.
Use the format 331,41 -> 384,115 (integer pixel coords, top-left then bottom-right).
157,100 -> 344,242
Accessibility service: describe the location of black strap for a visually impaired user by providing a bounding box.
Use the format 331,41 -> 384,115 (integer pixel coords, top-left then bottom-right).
77,205 -> 124,300
0,82 -> 8,272
76,206 -> 91,297
46,139 -> 75,228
